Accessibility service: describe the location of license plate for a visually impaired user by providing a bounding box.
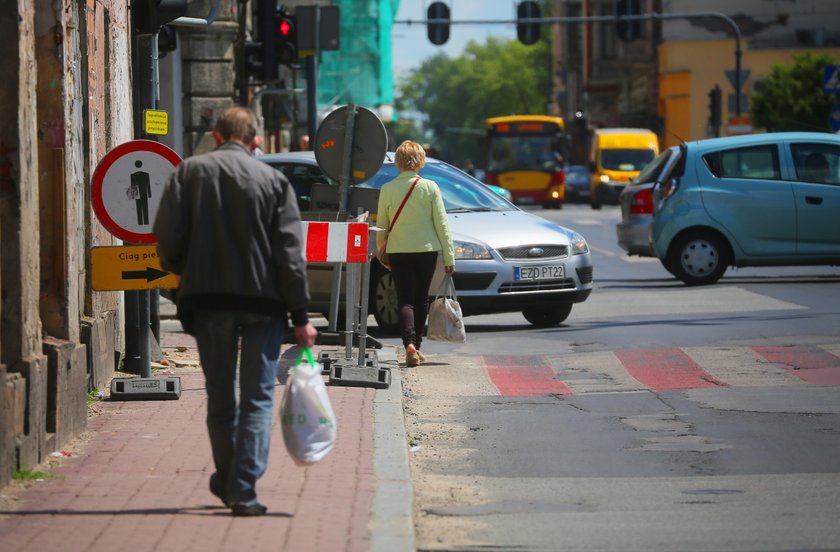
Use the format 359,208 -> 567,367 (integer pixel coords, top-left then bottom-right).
514,264 -> 565,281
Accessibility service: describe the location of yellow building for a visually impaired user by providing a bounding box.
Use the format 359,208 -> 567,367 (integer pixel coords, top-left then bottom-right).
552,0 -> 840,154
659,40 -> 840,148
657,0 -> 840,148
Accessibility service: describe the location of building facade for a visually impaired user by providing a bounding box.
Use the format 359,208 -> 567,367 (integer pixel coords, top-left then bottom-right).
1,0 -> 133,486
552,0 -> 840,158
659,0 -> 840,148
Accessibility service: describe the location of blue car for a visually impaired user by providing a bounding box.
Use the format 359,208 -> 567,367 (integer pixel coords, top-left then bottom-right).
651,132 -> 840,285
563,164 -> 591,202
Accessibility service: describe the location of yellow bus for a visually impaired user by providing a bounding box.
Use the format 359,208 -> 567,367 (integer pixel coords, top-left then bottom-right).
483,115 -> 567,208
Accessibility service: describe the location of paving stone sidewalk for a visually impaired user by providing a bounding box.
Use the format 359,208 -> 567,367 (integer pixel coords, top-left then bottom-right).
0,327 -> 411,552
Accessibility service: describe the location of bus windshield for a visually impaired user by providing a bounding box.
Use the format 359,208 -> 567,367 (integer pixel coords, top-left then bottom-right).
484,116 -> 565,174
488,135 -> 562,173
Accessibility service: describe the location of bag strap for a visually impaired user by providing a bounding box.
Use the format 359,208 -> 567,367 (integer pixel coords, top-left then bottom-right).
387,177 -> 421,232
434,273 -> 457,301
294,346 -> 316,368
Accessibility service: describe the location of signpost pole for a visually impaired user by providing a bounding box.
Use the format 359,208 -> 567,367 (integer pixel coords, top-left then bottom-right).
312,105 -> 389,387
338,104 -> 357,357
327,104 -> 358,333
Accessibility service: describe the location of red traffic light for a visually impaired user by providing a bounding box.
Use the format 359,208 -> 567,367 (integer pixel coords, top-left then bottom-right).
276,15 -> 298,64
279,18 -> 292,36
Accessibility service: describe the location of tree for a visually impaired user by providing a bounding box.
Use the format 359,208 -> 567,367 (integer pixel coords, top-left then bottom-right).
750,52 -> 837,133
395,35 -> 552,166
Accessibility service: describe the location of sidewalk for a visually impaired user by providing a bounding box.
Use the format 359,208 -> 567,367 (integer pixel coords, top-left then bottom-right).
0,316 -> 414,552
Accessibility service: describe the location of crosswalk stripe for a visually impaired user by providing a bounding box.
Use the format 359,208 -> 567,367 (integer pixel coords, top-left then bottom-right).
753,345 -> 840,385
484,355 -> 574,396
682,346 -> 806,387
481,345 -> 840,397
614,348 -> 727,391
548,352 -> 648,394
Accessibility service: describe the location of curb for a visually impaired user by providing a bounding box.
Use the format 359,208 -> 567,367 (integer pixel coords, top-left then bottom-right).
371,347 -> 415,552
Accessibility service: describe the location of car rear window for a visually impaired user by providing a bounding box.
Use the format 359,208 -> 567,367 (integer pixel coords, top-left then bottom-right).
702,145 -> 780,180
634,149 -> 673,184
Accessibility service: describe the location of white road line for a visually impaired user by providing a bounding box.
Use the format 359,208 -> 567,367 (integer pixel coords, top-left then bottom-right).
574,286 -> 806,319
682,346 -> 806,387
588,245 -> 617,257
549,352 -> 647,394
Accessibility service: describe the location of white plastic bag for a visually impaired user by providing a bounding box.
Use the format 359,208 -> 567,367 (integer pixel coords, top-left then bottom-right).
280,348 -> 337,466
427,274 -> 466,343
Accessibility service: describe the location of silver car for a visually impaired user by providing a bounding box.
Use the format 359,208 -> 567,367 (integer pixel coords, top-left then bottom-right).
616,146 -> 682,256
258,152 -> 594,332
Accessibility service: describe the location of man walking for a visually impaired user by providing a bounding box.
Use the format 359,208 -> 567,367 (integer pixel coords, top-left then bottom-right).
153,106 -> 317,516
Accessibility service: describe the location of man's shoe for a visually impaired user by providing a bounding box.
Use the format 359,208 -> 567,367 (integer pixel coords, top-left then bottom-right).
417,350 -> 426,362
406,348 -> 420,367
209,473 -> 230,507
231,502 -> 267,517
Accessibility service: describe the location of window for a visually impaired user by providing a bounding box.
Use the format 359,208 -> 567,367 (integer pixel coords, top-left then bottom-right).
703,145 -> 780,180
791,143 -> 840,185
269,163 -> 335,211
635,148 -> 674,184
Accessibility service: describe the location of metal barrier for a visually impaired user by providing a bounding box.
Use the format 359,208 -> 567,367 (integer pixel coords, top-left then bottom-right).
300,221 -> 390,389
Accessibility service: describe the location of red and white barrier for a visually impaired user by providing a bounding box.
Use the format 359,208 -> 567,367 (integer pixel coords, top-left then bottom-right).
300,221 -> 369,263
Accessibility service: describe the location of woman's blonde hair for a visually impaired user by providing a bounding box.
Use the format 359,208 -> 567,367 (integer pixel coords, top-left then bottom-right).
394,140 -> 426,172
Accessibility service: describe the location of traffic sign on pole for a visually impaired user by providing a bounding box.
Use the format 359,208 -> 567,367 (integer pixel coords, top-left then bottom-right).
829,105 -> 840,133
91,140 -> 181,244
824,65 -> 840,93
725,69 -> 750,90
314,105 -> 387,185
91,245 -> 179,291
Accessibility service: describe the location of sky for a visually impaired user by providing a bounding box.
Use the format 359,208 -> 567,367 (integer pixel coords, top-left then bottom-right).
391,1 -> 522,80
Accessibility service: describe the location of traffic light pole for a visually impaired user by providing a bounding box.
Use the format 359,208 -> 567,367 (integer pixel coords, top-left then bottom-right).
129,32 -> 156,379
305,5 -> 322,142
398,11 -> 743,115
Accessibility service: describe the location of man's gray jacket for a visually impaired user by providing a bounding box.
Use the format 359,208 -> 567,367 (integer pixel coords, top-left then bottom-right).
153,141 -> 309,332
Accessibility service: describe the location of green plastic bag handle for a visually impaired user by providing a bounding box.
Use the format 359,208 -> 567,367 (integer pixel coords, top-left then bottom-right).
294,346 -> 316,368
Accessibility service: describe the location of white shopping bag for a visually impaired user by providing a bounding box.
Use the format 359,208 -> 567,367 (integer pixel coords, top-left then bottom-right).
427,274 -> 466,343
280,347 -> 337,466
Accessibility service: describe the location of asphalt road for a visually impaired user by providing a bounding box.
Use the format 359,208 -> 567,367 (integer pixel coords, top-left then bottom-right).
388,203 -> 840,552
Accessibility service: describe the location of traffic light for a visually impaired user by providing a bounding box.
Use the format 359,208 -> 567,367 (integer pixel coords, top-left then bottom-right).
516,1 -> 541,45
709,85 -> 722,127
616,0 -> 641,42
427,2 -> 450,45
132,0 -> 187,35
243,42 -> 265,80
276,13 -> 298,64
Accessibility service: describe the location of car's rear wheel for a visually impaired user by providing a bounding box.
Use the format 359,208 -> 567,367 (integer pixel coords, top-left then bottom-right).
668,231 -> 729,286
522,304 -> 573,327
370,268 -> 400,334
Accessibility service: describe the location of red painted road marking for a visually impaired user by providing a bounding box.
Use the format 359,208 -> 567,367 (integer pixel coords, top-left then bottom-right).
753,345 -> 840,385
484,356 -> 573,396
614,348 -> 727,391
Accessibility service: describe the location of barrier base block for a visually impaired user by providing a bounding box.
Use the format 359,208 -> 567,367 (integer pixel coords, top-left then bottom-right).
319,350 -> 377,375
109,377 -> 182,401
328,355 -> 390,389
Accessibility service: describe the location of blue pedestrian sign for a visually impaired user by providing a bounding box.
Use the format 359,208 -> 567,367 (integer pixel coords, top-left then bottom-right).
829,105 -> 840,133
825,65 -> 840,93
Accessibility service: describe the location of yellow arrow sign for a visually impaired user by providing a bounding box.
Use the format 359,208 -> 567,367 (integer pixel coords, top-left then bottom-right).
91,245 -> 179,291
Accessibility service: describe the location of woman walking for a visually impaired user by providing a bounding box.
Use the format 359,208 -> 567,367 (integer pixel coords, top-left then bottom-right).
376,141 -> 455,366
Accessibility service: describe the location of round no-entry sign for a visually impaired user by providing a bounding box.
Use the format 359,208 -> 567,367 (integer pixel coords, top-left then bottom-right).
92,140 -> 182,244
